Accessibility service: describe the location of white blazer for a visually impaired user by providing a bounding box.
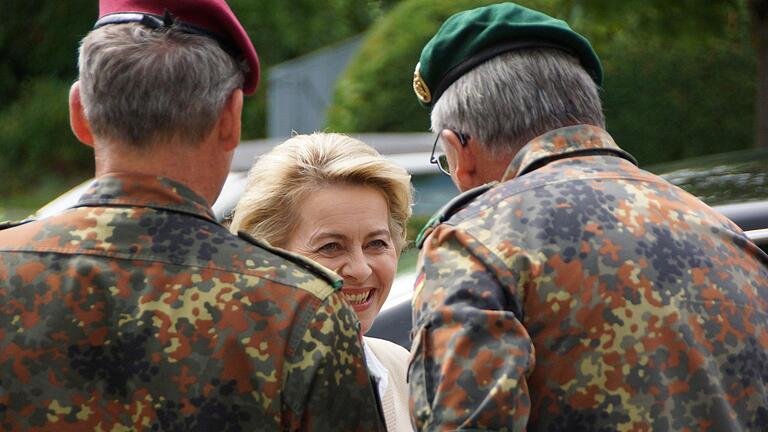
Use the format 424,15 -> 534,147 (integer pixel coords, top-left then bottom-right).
364,336 -> 414,432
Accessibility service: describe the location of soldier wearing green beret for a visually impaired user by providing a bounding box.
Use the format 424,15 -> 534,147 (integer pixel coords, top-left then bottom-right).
409,2 -> 768,431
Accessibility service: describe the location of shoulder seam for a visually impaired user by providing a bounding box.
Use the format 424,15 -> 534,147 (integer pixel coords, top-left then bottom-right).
456,173 -> 669,223
237,231 -> 342,290
430,225 -> 526,321
0,246 -> 336,299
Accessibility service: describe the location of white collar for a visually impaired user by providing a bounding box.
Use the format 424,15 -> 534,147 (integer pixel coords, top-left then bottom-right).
363,337 -> 389,398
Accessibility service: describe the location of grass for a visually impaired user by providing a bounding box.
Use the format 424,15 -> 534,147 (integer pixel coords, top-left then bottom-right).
397,246 -> 419,275
396,214 -> 431,275
0,176 -> 87,221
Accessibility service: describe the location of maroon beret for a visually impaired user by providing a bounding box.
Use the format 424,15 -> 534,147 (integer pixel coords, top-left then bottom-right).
95,0 -> 259,95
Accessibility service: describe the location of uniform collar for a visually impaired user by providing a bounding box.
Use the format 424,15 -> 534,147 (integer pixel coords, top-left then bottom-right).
75,173 -> 217,222
502,124 -> 637,181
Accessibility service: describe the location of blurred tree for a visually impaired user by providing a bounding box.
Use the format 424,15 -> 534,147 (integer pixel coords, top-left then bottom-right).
0,0 -> 94,104
326,0 -> 509,132
0,0 -> 95,197
749,0 -> 768,147
569,0 -> 757,160
327,0 -> 757,164
0,0 -> 397,198
568,0 -> 765,149
0,0 -> 760,198
0,78 -> 92,194
562,0 -> 743,43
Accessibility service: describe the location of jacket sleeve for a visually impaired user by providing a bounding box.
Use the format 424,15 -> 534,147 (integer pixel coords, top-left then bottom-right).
409,224 -> 535,431
283,290 -> 385,431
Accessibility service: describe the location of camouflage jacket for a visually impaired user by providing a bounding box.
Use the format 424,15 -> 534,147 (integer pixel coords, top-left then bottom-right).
410,125 -> 768,431
0,173 -> 384,431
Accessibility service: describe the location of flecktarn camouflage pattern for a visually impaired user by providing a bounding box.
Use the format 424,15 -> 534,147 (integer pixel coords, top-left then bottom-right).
0,173 -> 384,431
410,125 -> 768,431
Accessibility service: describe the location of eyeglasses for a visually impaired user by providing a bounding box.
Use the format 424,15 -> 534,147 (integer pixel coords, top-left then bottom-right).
429,129 -> 469,175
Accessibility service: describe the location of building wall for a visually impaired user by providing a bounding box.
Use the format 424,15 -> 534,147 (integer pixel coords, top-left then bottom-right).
267,36 -> 363,138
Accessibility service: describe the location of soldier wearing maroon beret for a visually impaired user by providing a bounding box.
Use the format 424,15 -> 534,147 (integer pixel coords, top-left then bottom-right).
409,2 -> 768,431
0,1 -> 385,430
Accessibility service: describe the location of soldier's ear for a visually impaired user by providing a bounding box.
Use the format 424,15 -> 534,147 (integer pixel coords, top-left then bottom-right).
216,88 -> 243,152
69,82 -> 95,147
444,131 -> 479,191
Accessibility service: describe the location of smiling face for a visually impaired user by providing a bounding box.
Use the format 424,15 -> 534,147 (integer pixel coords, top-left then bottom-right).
283,184 -> 398,334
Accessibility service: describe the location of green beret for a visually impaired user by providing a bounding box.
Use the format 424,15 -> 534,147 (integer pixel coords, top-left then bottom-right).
413,2 -> 603,107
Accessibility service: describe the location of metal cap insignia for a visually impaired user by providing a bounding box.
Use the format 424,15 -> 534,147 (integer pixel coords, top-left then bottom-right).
413,62 -> 432,104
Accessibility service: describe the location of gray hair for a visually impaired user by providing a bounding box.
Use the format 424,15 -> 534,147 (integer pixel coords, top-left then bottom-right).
431,48 -> 605,155
77,23 -> 246,148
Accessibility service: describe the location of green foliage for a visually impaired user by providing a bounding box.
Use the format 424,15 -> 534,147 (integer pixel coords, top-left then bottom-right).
564,0 -> 745,45
0,0 -> 93,103
0,0 -> 758,201
407,214 -> 431,243
396,246 -> 419,275
327,0 -> 756,165
0,0 -> 94,199
0,176 -> 86,220
0,78 -> 92,197
327,0 -> 511,132
395,214 -> 432,275
582,0 -> 756,164
603,38 -> 755,165
0,0 -> 397,198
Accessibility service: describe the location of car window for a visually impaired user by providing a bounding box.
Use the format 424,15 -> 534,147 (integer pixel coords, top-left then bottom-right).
211,172 -> 248,220
411,173 -> 458,216
746,228 -> 768,255
648,148 -> 768,207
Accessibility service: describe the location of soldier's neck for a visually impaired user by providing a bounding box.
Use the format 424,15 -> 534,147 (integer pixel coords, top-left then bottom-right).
92,138 -> 229,207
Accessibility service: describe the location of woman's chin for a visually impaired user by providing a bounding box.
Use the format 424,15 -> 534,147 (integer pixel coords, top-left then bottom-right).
353,301 -> 379,335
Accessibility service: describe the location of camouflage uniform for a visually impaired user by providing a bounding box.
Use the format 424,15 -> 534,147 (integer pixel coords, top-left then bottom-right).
410,124 -> 768,431
0,173 -> 384,431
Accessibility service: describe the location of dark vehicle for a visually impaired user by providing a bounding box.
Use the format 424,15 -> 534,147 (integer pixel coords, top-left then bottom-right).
646,148 -> 768,232
367,148 -> 768,348
34,143 -> 768,349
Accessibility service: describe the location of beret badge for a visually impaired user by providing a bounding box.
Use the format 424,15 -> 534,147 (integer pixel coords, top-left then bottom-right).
412,62 -> 432,104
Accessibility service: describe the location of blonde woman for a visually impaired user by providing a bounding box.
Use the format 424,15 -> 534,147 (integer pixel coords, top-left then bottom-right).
230,133 -> 414,432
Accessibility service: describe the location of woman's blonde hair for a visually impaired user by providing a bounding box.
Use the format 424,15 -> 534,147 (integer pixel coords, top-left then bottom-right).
229,133 -> 413,252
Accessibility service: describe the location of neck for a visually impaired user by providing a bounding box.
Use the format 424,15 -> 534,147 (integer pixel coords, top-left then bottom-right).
462,151 -> 513,190
478,157 -> 513,184
93,138 -> 230,206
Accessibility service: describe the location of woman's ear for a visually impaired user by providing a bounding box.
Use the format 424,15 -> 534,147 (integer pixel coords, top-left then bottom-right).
69,81 -> 95,147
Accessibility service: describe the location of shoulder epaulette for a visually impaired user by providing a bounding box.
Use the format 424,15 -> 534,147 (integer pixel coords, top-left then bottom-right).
415,182 -> 496,249
237,231 -> 343,290
0,218 -> 34,231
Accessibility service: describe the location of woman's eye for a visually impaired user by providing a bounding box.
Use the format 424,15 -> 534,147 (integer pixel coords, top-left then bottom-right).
368,239 -> 390,249
318,243 -> 342,253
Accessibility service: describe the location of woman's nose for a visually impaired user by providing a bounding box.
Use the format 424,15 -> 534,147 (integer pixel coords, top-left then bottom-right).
338,249 -> 372,282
